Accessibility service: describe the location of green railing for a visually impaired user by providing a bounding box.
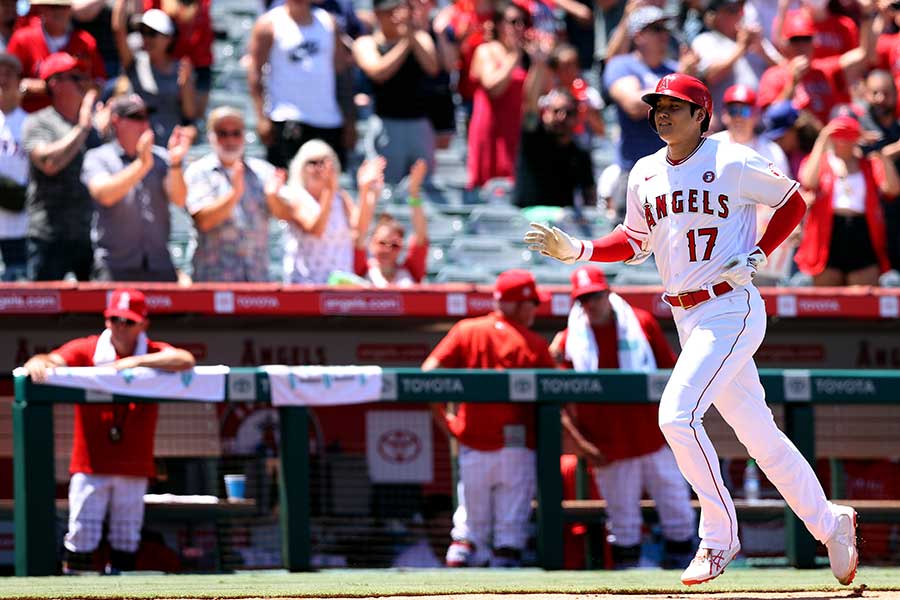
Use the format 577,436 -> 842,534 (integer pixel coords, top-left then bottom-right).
13,367 -> 900,575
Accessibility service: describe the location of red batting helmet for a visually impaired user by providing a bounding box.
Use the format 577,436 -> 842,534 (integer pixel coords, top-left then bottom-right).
642,73 -> 713,134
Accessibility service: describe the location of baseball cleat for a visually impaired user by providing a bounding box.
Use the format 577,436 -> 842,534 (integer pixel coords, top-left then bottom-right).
680,544 -> 740,585
826,505 -> 858,585
445,540 -> 474,567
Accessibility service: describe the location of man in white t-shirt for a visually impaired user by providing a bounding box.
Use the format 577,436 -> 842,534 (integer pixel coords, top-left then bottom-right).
0,52 -> 28,281
247,0 -> 347,168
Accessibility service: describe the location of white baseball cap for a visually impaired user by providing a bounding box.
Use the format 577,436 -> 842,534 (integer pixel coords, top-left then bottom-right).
140,9 -> 175,36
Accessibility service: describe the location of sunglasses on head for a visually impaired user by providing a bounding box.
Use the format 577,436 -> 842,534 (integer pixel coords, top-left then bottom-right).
215,128 -> 243,139
109,316 -> 140,327
726,104 -> 753,118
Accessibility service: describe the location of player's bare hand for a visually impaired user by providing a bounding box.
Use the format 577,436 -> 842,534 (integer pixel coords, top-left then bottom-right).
721,246 -> 767,286
549,331 -> 566,364
23,355 -> 56,384
578,440 -> 608,467
524,222 -> 581,264
111,356 -> 142,371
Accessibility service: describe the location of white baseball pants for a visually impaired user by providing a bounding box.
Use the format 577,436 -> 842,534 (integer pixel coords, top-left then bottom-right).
457,445 -> 536,551
64,472 -> 148,553
659,286 -> 837,551
592,445 -> 695,547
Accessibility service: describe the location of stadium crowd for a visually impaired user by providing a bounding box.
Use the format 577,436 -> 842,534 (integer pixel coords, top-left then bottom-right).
1,0 -> 900,286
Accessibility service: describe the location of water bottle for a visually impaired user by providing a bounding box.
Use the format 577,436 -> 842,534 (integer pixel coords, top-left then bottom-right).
744,459 -> 761,502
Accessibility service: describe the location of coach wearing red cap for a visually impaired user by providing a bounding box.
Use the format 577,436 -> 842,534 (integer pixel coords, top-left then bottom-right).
22,52 -> 102,281
549,265 -> 695,569
23,288 -> 195,574
422,269 -> 555,568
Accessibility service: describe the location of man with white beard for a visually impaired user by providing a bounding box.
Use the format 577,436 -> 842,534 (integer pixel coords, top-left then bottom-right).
183,106 -> 296,282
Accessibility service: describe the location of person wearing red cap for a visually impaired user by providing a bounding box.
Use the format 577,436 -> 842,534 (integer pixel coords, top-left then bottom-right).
22,288 -> 195,574
22,51 -> 102,281
527,73 -> 859,586
711,84 -> 796,284
422,269 -> 555,568
757,7 -> 873,124
550,265 -> 695,570
795,111 -> 900,286
6,0 -> 105,113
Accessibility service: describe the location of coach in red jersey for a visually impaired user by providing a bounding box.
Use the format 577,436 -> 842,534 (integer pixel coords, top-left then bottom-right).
23,288 -> 195,574
423,269 -> 555,568
551,265 -> 694,569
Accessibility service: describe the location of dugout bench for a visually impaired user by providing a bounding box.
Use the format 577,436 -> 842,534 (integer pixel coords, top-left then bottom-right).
12,368 -> 900,575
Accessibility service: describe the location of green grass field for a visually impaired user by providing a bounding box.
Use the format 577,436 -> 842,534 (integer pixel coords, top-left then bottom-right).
1,567 -> 900,599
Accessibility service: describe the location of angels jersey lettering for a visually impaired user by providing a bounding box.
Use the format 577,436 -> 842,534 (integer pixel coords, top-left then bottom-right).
623,138 -> 798,294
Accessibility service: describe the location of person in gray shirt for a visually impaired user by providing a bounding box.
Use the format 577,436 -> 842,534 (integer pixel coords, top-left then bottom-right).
82,94 -> 193,281
22,52 -> 102,281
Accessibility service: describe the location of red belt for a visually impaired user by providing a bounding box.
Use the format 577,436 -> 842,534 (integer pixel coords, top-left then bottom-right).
664,281 -> 734,310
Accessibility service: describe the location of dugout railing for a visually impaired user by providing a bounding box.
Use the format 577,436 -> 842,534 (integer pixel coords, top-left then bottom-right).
12,367 -> 900,576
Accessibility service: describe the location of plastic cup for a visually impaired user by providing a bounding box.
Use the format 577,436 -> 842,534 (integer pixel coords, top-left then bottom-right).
223,474 -> 246,501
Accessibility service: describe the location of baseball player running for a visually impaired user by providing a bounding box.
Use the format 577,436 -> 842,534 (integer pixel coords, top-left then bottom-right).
525,73 -> 858,586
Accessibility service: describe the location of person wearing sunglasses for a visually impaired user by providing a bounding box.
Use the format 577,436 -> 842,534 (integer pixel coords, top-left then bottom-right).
112,3 -> 196,146
603,5 -> 697,220
710,85 -> 794,284
82,94 -> 194,282
464,1 -> 530,190
6,0 -> 106,112
353,158 -> 430,287
184,106 -> 298,282
280,139 -> 385,283
23,288 -> 196,575
352,0 -> 439,184
22,52 -> 102,281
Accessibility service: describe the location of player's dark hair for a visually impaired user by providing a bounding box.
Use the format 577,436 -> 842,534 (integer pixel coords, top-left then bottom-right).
548,43 -> 577,70
373,213 -> 406,239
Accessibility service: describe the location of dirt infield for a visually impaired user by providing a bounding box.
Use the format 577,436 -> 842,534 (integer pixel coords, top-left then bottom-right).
226,592 -> 899,600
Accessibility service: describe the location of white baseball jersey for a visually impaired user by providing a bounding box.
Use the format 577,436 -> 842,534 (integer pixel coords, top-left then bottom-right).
623,138 -> 799,294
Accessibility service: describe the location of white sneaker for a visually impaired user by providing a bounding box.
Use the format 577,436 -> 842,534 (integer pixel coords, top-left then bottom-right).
826,505 -> 859,585
680,545 -> 740,585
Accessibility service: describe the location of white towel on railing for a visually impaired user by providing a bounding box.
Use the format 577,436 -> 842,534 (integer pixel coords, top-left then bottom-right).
12,365 -> 229,401
264,365 -> 383,406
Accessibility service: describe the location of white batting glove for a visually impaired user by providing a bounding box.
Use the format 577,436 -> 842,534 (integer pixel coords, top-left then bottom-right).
721,246 -> 767,286
524,222 -> 584,264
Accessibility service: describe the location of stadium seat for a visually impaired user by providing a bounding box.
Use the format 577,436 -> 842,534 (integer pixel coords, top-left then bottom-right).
433,264 -> 494,284
447,237 -> 533,272
465,204 -> 530,241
